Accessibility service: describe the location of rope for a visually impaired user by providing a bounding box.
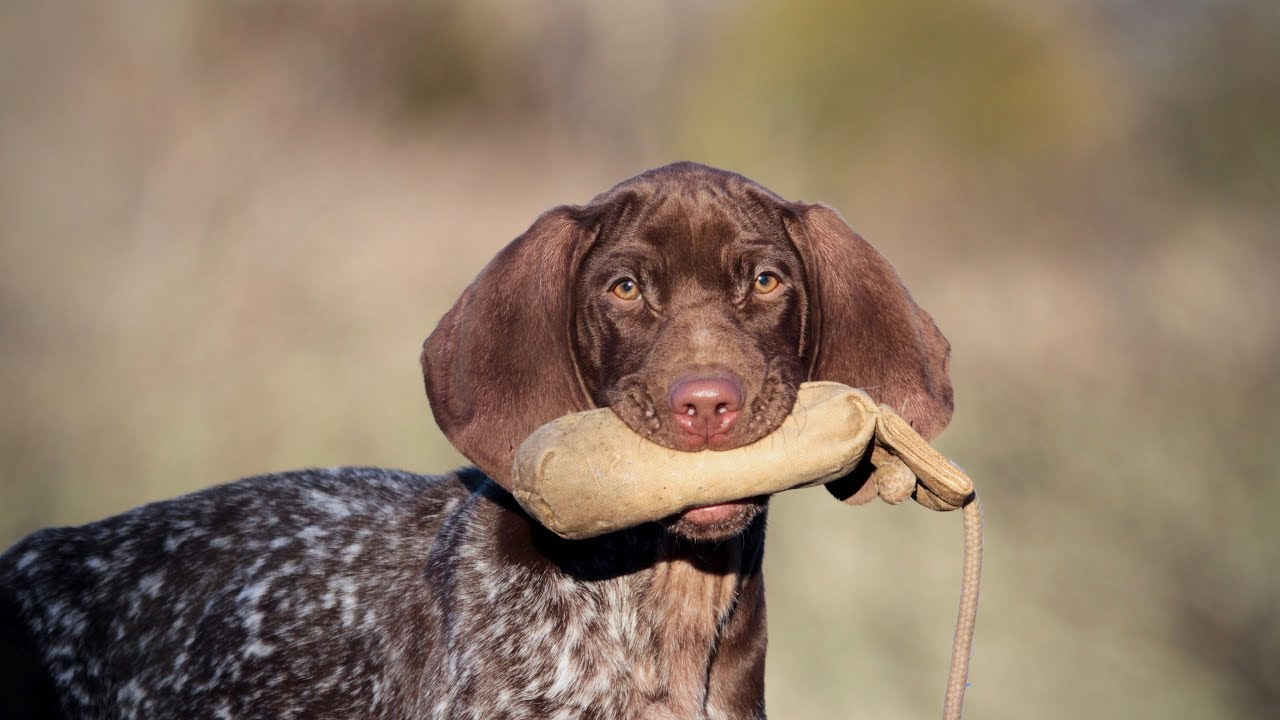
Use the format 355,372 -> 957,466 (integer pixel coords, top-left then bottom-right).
943,496 -> 982,720
870,447 -> 982,720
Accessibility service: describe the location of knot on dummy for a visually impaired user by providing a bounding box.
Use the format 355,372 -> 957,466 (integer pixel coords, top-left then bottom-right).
510,382 -> 974,540
831,405 -> 973,513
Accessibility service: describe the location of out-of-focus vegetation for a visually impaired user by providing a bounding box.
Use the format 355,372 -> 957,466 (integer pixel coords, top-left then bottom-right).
1,1 -> 1276,717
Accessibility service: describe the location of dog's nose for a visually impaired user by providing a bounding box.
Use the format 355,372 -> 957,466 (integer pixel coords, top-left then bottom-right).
668,376 -> 744,444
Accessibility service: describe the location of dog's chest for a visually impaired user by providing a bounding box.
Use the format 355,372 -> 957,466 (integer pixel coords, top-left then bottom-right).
437,547 -> 741,720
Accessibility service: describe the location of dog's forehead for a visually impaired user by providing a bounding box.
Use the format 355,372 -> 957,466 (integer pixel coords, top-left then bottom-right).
583,166 -> 797,286
625,189 -> 777,263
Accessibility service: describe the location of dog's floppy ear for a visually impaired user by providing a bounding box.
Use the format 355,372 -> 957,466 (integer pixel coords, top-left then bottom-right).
423,207 -> 598,488
784,203 -> 953,440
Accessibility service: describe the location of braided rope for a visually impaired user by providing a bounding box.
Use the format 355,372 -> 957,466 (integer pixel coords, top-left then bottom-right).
869,406 -> 983,719
942,496 -> 982,720
870,448 -> 982,719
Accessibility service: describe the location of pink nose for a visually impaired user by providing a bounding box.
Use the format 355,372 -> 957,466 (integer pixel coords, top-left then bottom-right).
668,376 -> 744,442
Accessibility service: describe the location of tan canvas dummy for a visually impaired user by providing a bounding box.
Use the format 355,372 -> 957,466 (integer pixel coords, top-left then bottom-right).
512,382 -> 972,537
511,381 -> 983,720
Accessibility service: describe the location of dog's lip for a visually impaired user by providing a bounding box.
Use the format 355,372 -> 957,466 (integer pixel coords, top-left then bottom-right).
679,497 -> 760,525
671,431 -> 737,452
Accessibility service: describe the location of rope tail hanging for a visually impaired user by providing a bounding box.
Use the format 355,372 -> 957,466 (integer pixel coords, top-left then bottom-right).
871,408 -> 983,720
945,498 -> 982,720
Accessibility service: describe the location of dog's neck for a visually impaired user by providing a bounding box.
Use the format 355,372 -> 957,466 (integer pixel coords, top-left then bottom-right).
627,536 -> 750,717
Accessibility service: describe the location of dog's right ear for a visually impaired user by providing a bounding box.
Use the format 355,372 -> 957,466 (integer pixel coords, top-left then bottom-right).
422,207 -> 599,489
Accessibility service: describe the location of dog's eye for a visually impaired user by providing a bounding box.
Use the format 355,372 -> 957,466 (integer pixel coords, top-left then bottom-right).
753,272 -> 780,294
611,278 -> 641,301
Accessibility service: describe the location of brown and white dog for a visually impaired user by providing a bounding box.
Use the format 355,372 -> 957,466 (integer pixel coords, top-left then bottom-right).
0,162 -> 951,719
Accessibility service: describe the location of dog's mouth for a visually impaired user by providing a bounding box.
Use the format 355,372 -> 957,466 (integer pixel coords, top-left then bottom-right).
601,366 -> 793,540
679,497 -> 760,524
671,427 -> 737,452
664,495 -> 768,540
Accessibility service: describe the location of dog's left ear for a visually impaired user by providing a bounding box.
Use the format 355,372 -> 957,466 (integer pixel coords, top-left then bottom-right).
422,207 -> 598,488
784,203 -> 953,440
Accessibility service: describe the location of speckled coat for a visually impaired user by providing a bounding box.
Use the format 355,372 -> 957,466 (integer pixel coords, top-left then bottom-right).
0,467 -> 767,719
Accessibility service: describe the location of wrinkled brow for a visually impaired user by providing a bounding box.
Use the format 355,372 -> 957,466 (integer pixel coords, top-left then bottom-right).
727,237 -> 801,265
584,239 -> 671,279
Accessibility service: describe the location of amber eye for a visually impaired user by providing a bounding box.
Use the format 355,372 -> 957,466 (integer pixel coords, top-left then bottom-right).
753,272 -> 780,294
611,278 -> 641,301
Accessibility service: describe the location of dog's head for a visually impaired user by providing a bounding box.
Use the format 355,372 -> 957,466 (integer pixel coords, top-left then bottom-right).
423,162 -> 952,539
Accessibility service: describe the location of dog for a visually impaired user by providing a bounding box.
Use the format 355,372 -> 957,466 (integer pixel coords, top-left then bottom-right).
0,162 -> 952,719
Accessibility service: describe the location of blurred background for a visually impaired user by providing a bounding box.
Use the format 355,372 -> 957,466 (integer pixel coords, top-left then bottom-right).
2,0 -> 1276,717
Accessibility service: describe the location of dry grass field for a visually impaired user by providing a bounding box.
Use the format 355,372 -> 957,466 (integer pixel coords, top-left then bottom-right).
2,2 -> 1277,717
